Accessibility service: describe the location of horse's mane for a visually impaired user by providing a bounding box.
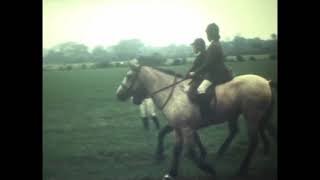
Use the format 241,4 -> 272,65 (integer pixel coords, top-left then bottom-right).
137,55 -> 184,78
148,66 -> 184,78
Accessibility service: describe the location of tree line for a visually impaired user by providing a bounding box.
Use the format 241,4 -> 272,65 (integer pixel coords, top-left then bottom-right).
43,34 -> 277,65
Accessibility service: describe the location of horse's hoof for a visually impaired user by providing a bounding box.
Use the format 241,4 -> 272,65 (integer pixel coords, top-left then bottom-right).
162,174 -> 175,180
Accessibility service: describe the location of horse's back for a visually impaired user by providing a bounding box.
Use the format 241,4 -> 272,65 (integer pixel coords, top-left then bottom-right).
232,74 -> 271,95
216,74 -> 272,113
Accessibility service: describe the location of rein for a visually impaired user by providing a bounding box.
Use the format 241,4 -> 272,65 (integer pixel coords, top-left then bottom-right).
147,77 -> 188,110
148,78 -> 188,97
123,65 -> 188,110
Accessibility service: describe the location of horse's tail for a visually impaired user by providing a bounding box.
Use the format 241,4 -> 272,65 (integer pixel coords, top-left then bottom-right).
260,80 -> 277,142
268,80 -> 277,89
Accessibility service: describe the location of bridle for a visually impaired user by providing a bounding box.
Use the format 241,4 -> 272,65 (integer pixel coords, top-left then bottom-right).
121,66 -> 188,110
120,66 -> 142,92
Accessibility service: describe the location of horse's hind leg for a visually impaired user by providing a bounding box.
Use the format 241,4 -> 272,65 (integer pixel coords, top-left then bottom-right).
194,132 -> 207,160
238,110 -> 262,176
216,118 -> 239,158
259,99 -> 277,155
155,125 -> 173,161
259,123 -> 277,156
259,127 -> 270,155
238,127 -> 259,176
266,123 -> 277,142
259,114 -> 271,155
263,94 -> 277,142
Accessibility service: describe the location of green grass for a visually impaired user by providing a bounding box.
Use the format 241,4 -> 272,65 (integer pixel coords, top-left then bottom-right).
43,61 -> 277,180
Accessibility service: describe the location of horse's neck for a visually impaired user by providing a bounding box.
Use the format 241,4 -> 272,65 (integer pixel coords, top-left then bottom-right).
140,67 -> 180,109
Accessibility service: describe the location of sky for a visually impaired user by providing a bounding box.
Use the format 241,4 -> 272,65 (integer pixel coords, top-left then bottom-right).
43,0 -> 277,49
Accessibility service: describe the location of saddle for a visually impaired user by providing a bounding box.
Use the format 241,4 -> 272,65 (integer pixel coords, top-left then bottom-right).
187,70 -> 233,122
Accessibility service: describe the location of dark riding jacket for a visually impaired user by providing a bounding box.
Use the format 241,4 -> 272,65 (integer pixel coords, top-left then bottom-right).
193,41 -> 233,85
187,51 -> 206,75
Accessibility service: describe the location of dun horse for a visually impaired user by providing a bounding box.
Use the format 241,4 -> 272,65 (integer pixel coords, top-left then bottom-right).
116,61 -> 276,179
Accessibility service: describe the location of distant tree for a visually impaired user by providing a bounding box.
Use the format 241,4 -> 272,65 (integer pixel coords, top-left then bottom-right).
175,45 -> 191,59
221,41 -> 233,56
43,50 -> 66,64
151,52 -> 166,65
43,48 -> 49,60
172,59 -> 181,65
224,57 -> 234,62
91,46 -> 111,62
270,33 -> 277,55
232,36 -> 247,55
249,56 -> 257,61
138,53 -> 166,66
81,64 -> 87,69
248,37 -> 264,54
94,61 -> 111,69
181,58 -> 186,64
236,55 -> 245,62
46,42 -> 91,64
112,39 -> 144,61
66,65 -> 72,71
269,54 -> 277,60
259,34 -> 277,56
58,66 -> 65,71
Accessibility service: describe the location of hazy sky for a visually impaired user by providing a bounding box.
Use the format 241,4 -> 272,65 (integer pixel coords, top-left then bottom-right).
43,0 -> 277,49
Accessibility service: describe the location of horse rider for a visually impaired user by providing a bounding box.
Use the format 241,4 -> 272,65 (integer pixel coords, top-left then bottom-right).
185,38 -> 207,102
186,23 -> 233,120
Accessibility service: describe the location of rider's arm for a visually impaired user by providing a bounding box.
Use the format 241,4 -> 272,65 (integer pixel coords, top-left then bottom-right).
193,45 -> 218,76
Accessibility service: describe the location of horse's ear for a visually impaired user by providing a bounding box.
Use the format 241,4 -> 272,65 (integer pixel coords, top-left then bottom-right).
128,59 -> 140,71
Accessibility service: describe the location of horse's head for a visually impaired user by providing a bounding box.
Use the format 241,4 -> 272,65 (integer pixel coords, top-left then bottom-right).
116,60 -> 147,105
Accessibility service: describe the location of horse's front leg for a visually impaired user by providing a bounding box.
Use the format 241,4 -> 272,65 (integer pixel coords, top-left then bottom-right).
155,124 -> 173,162
162,129 -> 183,180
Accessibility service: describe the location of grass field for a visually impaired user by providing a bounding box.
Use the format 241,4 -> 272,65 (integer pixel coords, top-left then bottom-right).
43,61 -> 277,180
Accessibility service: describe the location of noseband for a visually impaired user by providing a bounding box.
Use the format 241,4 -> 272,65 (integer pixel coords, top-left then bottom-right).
120,66 -> 142,92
